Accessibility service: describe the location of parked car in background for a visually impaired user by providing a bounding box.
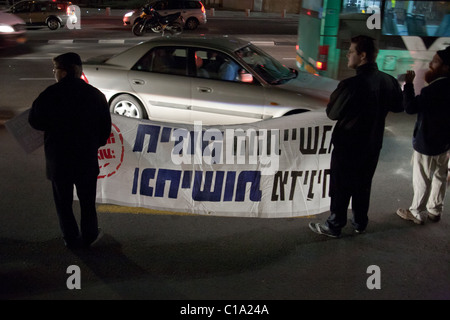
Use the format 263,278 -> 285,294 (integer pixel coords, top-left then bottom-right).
123,0 -> 206,30
82,35 -> 338,125
0,11 -> 26,48
6,0 -> 76,30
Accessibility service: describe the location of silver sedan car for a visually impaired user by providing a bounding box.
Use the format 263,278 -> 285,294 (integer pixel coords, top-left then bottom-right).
82,36 -> 338,125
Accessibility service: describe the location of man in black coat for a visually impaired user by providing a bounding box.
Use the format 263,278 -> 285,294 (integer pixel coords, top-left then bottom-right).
309,35 -> 403,238
29,52 -> 111,248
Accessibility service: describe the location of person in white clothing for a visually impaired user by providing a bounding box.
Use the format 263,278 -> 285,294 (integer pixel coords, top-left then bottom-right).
396,46 -> 450,224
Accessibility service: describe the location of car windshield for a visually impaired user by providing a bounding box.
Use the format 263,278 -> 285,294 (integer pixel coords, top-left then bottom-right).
238,44 -> 296,84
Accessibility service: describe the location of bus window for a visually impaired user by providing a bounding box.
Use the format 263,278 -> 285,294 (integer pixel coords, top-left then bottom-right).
296,0 -> 450,90
382,1 -> 450,37
341,0 -> 381,14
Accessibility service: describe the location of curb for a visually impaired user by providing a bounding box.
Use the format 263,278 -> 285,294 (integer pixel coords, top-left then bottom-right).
79,8 -> 299,21
25,38 -> 296,46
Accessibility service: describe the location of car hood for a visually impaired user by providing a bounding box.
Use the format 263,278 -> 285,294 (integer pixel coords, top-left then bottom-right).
279,71 -> 339,102
0,11 -> 26,26
84,54 -> 116,65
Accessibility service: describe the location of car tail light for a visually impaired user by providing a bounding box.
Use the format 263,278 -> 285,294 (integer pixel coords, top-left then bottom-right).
81,72 -> 89,83
200,2 -> 206,13
316,45 -> 328,71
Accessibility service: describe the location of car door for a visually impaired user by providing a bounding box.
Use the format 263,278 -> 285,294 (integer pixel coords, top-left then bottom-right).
128,46 -> 192,123
29,1 -> 46,24
189,49 -> 266,125
9,1 -> 32,24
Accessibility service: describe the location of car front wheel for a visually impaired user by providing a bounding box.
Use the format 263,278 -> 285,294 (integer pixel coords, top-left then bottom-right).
47,18 -> 61,30
184,18 -> 199,30
110,94 -> 147,119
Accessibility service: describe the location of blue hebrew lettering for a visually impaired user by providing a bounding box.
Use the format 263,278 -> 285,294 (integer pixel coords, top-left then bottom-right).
192,171 -> 225,201
235,171 -> 261,202
140,168 -> 156,196
133,124 -> 161,153
223,171 -> 236,201
155,169 -> 181,198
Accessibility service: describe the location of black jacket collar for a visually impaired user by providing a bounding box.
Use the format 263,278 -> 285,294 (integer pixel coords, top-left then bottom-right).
356,62 -> 378,75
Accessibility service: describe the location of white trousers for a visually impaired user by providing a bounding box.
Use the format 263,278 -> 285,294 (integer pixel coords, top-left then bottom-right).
409,150 -> 449,219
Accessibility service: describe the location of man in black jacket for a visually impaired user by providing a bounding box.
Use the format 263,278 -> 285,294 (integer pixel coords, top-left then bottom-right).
29,52 -> 111,249
396,46 -> 450,224
309,35 -> 403,238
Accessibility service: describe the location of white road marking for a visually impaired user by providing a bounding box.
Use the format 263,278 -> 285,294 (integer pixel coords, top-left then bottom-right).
250,41 -> 275,46
19,78 -> 54,80
99,39 -> 126,44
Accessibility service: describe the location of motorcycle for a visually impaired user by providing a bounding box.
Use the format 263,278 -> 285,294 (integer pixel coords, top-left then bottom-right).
132,5 -> 184,36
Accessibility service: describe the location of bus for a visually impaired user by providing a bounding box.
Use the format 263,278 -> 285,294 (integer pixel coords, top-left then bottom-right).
296,0 -> 450,89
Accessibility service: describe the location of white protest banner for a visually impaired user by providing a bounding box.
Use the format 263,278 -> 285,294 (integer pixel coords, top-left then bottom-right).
5,109 -> 44,154
96,112 -> 335,218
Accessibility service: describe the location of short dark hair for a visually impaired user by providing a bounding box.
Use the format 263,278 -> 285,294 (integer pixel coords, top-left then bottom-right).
351,35 -> 378,63
53,52 -> 83,77
437,46 -> 450,66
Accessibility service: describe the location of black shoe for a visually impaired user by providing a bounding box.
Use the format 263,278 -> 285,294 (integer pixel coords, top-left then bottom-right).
427,213 -> 441,222
309,222 -> 340,238
64,238 -> 82,250
83,228 -> 104,248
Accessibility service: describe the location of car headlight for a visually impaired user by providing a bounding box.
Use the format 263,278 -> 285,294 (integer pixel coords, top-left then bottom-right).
124,11 -> 134,17
0,24 -> 15,33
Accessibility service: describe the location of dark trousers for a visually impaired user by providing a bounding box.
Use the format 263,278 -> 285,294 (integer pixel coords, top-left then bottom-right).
51,172 -> 99,246
326,147 -> 380,234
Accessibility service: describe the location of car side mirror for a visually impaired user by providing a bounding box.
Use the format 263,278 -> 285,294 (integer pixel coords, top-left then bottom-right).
239,72 -> 253,83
